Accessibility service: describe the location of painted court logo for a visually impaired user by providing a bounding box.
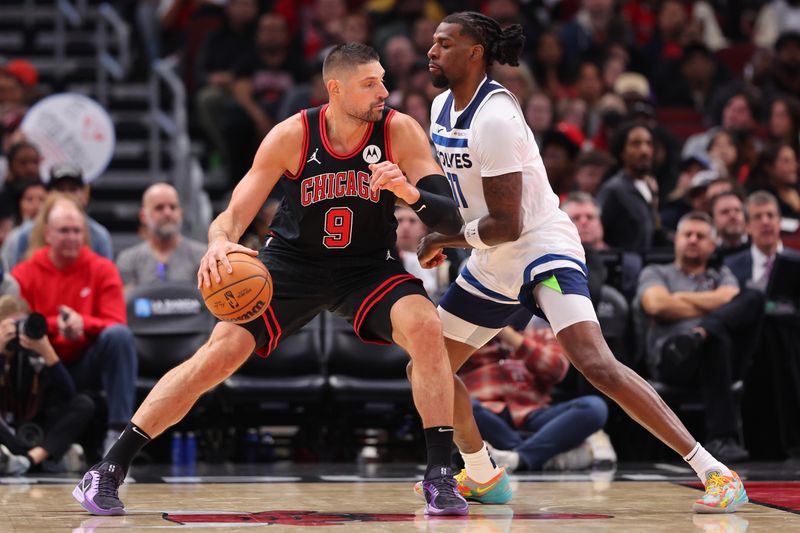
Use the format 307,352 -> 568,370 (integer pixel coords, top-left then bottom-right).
362,144 -> 381,164
162,510 -> 611,526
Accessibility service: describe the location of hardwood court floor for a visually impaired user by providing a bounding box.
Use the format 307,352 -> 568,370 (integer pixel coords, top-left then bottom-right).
1,464 -> 799,532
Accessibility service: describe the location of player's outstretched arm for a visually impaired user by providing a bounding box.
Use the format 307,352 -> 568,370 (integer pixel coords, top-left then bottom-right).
198,114 -> 304,289
369,112 -> 463,234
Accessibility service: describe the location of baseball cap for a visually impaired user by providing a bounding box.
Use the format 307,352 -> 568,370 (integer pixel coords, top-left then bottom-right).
689,169 -> 720,192
0,59 -> 38,87
613,72 -> 650,99
542,122 -> 585,158
48,163 -> 85,188
681,152 -> 711,171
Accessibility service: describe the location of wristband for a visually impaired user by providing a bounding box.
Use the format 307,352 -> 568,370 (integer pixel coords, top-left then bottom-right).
464,219 -> 491,249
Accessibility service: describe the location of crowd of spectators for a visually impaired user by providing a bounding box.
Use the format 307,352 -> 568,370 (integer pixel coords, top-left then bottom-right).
1,0 -> 800,470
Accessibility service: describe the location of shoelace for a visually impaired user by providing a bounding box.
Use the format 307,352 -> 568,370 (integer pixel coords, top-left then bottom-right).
432,476 -> 461,501
97,471 -> 123,499
704,473 -> 730,497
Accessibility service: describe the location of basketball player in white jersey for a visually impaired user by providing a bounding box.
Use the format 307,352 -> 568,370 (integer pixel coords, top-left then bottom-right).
413,12 -> 747,513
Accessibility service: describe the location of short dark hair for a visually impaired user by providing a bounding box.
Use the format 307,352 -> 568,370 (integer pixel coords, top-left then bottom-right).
775,31 -> 800,53
322,43 -> 380,81
577,149 -> 615,169
7,141 -> 39,165
442,12 -> 525,67
709,190 -> 744,217
681,42 -> 714,65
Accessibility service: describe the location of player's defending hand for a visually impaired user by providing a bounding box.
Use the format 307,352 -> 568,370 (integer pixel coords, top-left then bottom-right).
369,162 -> 420,205
197,238 -> 259,289
418,233 -> 447,269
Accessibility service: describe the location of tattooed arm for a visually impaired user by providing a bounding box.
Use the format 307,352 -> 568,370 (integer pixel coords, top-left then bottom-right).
418,171 -> 523,266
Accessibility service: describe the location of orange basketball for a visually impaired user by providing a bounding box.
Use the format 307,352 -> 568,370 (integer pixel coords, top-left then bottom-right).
201,252 -> 272,324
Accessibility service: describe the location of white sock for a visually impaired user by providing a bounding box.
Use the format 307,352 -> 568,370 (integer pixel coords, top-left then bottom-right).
683,442 -> 732,482
461,443 -> 501,484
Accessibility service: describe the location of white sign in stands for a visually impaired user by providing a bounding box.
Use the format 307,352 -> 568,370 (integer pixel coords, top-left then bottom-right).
20,93 -> 116,184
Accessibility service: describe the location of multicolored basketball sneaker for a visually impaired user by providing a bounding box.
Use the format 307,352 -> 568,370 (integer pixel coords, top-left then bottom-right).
72,462 -> 126,516
419,466 -> 469,516
415,467 -> 513,504
693,470 -> 748,514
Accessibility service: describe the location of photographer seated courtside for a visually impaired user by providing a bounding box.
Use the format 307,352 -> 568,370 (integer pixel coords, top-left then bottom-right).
0,295 -> 94,475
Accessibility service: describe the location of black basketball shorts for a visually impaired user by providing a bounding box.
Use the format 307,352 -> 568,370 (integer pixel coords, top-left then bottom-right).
237,247 -> 429,358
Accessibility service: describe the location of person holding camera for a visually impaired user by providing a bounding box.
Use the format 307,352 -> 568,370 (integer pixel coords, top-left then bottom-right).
10,195 -> 136,455
0,295 -> 95,475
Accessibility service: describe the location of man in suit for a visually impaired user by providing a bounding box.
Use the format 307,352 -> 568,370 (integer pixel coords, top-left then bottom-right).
725,191 -> 800,290
596,123 -> 661,252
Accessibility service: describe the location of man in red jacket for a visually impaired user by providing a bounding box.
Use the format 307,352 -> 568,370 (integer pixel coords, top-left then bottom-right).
11,195 -> 136,453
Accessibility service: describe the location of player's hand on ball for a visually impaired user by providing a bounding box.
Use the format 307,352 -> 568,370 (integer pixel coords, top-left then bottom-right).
418,233 -> 447,269
368,162 -> 416,203
198,238 -> 259,289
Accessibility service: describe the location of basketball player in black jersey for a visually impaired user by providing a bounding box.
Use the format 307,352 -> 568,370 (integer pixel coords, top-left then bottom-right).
72,44 -> 470,516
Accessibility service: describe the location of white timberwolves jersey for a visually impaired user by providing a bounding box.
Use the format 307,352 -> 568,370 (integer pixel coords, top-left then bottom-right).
430,77 -> 585,303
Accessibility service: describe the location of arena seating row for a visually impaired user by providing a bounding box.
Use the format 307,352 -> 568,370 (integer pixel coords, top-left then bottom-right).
126,283 -> 417,427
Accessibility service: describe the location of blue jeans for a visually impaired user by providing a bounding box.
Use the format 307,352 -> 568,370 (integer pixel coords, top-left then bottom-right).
473,395 -> 608,469
66,324 -> 137,427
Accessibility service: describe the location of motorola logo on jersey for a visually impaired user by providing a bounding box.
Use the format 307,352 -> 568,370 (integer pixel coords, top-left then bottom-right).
362,144 -> 382,164
300,171 -> 381,206
437,151 -> 472,169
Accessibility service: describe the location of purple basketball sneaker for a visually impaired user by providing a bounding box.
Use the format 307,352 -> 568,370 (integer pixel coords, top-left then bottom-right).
72,462 -> 125,515
421,466 -> 469,516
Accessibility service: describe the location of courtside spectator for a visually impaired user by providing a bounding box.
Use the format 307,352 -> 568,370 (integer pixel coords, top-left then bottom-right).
116,183 -> 206,292
11,195 -> 136,454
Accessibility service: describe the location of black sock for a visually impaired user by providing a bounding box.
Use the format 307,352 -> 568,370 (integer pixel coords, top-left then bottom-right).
424,426 -> 454,479
103,422 -> 151,473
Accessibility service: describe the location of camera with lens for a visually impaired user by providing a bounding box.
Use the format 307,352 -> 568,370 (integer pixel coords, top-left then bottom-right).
7,312 -> 48,368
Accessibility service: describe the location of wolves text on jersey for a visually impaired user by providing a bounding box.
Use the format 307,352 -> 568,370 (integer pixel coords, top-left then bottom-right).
300,170 -> 381,206
437,151 -> 472,170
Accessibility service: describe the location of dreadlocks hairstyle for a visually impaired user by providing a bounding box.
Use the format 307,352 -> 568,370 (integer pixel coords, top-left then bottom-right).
442,12 -> 525,67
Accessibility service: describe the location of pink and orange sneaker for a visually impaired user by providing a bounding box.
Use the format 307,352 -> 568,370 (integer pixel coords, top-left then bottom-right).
693,470 -> 748,514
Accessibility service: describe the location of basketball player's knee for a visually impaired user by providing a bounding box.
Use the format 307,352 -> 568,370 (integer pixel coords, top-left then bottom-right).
580,358 -> 623,390
404,314 -> 443,349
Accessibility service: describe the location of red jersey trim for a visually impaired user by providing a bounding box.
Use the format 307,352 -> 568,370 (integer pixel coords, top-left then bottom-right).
353,274 -> 416,338
384,109 -> 396,163
284,110 -> 309,180
319,104 -> 375,160
254,306 -> 282,358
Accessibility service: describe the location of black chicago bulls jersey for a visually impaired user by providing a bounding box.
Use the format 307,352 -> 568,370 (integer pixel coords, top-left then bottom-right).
267,105 -> 399,258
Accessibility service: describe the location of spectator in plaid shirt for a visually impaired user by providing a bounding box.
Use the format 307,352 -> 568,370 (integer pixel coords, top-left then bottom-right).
459,323 -> 611,471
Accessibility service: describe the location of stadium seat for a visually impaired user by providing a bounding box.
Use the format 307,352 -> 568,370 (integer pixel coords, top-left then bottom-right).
126,282 -> 215,394
325,313 -> 412,404
716,42 -> 756,78
222,314 -> 326,404
597,284 -> 631,366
